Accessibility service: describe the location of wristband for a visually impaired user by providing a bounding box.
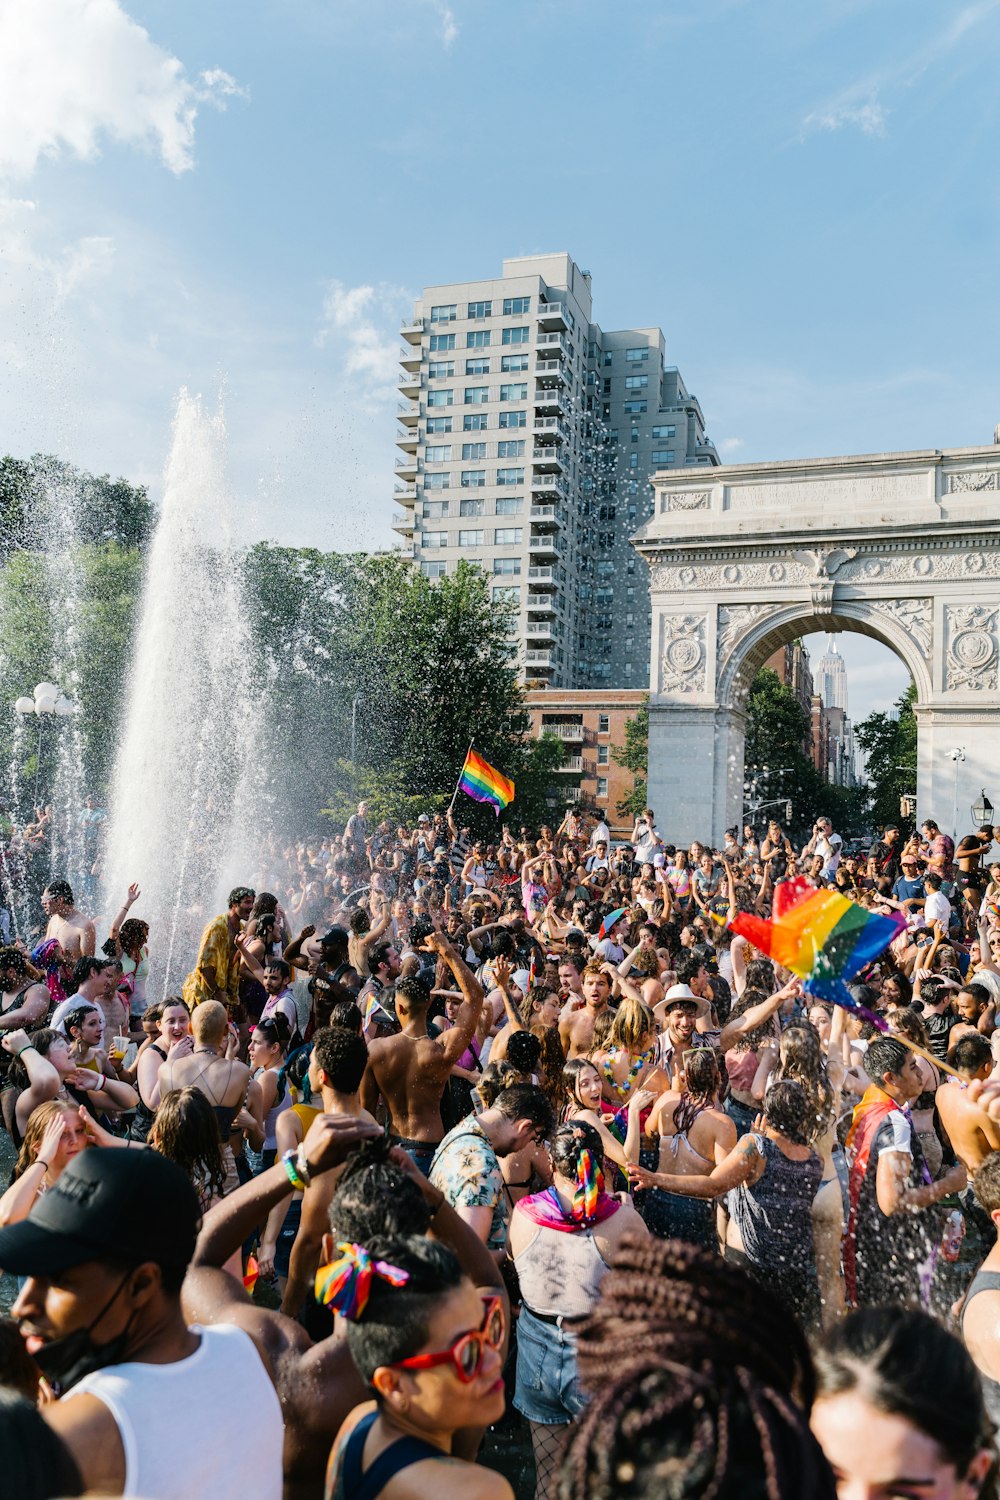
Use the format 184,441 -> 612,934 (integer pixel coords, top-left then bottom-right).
36,1158 -> 53,1169
93,1073 -> 106,1091
427,1189 -> 446,1218
282,1149 -> 307,1193
294,1145 -> 313,1189
15,1044 -> 35,1058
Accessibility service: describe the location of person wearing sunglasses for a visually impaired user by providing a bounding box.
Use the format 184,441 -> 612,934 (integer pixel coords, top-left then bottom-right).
322,1234 -> 512,1500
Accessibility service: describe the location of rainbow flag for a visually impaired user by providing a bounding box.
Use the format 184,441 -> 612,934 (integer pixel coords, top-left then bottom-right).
458,749 -> 514,816
729,877 -> 905,1026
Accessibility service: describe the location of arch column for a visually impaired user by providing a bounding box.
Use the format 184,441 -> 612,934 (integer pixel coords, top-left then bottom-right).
647,701 -> 745,847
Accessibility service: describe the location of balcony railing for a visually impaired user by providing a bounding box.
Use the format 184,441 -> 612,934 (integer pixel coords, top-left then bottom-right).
538,722 -> 584,741
556,755 -> 584,772
527,593 -> 557,611
525,650 -> 554,666
528,566 -> 556,584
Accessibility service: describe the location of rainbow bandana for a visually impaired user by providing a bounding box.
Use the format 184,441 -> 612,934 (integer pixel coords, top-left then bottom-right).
314,1242 -> 409,1320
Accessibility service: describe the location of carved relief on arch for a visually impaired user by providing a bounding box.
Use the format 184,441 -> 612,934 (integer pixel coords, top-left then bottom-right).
717,604 -> 784,667
945,605 -> 999,692
659,612 -> 708,695
866,598 -> 933,658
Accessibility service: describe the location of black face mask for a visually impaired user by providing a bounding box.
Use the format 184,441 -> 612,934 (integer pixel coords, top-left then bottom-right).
31,1272 -> 134,1397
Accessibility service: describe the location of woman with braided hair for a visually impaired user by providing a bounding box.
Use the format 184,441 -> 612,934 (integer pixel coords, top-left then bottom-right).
558,1234 -> 836,1500
509,1120 -> 648,1500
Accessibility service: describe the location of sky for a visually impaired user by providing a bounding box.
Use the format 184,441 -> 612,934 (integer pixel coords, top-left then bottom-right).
3,0 -> 999,719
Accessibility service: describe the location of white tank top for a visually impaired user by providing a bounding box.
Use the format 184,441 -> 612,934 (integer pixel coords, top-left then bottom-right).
515,1221 -> 610,1317
68,1322 -> 284,1500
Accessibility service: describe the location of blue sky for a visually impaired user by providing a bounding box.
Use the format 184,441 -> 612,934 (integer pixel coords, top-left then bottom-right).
3,0 -> 999,716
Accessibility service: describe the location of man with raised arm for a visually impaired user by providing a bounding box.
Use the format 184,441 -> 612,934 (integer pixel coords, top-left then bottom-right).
360,930 -> 484,1174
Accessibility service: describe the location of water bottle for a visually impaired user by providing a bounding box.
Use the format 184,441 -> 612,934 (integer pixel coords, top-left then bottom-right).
941,1208 -> 965,1263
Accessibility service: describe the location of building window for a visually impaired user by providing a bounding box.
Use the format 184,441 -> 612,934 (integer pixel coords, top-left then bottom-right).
465,386 -> 489,405
495,527 -> 522,545
427,360 -> 454,379
461,469 -> 486,488
499,410 -> 526,428
424,445 -> 452,463
598,714 -> 610,733
500,353 -> 529,372
623,400 -> 647,414
467,300 -> 492,319
629,452 -> 639,468
496,467 -> 524,486
499,382 -> 528,402
423,500 -> 449,518
428,332 -> 455,352
598,746 -> 609,765
623,662 -> 633,678
624,374 -> 648,389
422,531 -> 448,548
502,326 -> 530,345
420,560 -> 448,577
466,330 -> 490,348
430,304 -> 456,322
458,529 -> 484,547
651,450 -> 675,464
602,350 -> 613,366
602,379 -> 611,396
596,777 -> 608,798
503,296 -> 530,315
465,357 -> 490,376
427,389 -> 453,407
652,425 -> 676,439
625,347 -> 649,362
493,557 -> 521,575
462,442 -> 487,461
492,583 -> 521,603
425,416 -> 452,434
497,439 -> 525,458
459,497 -> 484,516
464,412 -> 488,431
424,472 -> 450,490
495,497 -> 522,514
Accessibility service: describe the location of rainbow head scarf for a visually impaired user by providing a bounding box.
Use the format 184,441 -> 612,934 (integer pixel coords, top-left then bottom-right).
458,749 -> 514,817
728,877 -> 905,1027
518,1135 -> 620,1233
314,1242 -> 409,1320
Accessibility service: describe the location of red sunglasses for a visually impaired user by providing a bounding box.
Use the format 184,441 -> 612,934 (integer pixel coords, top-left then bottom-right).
390,1294 -> 505,1384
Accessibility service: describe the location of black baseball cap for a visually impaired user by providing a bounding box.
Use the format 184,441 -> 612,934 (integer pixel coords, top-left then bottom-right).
0,1149 -> 200,1277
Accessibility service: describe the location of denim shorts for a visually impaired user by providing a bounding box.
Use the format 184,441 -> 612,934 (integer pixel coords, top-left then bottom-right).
513,1305 -> 587,1426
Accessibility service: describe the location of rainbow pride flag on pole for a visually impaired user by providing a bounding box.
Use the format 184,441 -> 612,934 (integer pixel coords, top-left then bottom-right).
729,876 -> 905,1027
457,748 -> 514,817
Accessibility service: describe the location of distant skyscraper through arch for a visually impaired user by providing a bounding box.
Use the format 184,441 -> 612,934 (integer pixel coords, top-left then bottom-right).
816,635 -> 848,714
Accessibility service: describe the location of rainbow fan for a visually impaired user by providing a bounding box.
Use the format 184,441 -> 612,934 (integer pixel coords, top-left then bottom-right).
729,877 -> 906,1027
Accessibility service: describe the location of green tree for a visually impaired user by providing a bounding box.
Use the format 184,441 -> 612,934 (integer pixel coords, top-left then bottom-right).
855,683 -> 917,833
743,668 -> 827,841
612,698 -> 648,819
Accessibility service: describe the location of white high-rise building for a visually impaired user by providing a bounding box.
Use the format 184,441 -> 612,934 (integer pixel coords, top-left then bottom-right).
393,253 -> 717,688
816,636 -> 848,713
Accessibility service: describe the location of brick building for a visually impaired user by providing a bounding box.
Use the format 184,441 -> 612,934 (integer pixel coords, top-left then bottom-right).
523,688 -> 646,833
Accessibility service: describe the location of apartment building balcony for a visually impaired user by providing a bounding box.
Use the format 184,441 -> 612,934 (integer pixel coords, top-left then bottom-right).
555,755 -> 584,773
394,485 -> 418,507
394,456 -> 417,480
533,387 -> 564,412
536,302 -> 569,330
400,317 -> 424,344
528,532 -> 561,560
536,332 -> 569,358
532,445 -> 565,473
527,592 -> 557,614
398,370 -> 421,395
399,347 -> 422,372
532,417 -> 567,441
537,721 -> 584,742
526,622 -> 556,645
529,504 -> 560,528
397,401 -> 420,427
392,512 -> 415,536
527,565 -> 557,588
530,473 -> 567,498
535,359 -> 568,383
396,544 -> 416,560
524,649 -> 554,671
395,432 -> 418,454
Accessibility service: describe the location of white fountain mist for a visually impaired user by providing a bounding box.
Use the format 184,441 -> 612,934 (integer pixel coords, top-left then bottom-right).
102,391 -> 264,996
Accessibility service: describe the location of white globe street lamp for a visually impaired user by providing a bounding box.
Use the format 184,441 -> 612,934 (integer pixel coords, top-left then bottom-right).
12,682 -> 79,805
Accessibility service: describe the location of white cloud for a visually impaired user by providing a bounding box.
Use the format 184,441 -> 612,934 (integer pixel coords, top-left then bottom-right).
426,0 -> 459,47
53,235 -> 116,301
802,99 -> 887,137
719,436 -> 745,455
0,0 -> 247,182
316,279 -> 411,396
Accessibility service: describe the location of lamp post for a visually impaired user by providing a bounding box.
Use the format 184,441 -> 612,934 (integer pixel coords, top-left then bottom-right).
972,789 -> 994,828
350,691 -> 364,765
949,746 -> 966,842
13,682 -> 76,807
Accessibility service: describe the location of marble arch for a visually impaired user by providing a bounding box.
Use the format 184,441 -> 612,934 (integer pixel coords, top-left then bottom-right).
632,444 -> 1000,846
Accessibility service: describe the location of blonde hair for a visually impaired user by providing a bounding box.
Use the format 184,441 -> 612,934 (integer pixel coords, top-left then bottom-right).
610,997 -> 656,1055
13,1100 -> 80,1181
191,999 -> 228,1044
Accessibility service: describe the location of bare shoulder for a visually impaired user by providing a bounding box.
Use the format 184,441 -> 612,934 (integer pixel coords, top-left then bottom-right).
44,1390 -> 125,1493
397,1459 -> 514,1500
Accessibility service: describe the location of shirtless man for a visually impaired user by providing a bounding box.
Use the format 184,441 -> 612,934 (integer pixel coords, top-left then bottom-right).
0,946 -> 51,1134
936,1034 -> 1000,1175
42,880 -> 95,961
558,962 -> 612,1060
360,931 -> 484,1175
960,1151 -> 1000,1427
158,1001 -> 258,1192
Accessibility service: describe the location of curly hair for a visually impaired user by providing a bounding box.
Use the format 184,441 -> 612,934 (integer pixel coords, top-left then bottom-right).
558,1235 -> 836,1500
775,1024 -> 835,1146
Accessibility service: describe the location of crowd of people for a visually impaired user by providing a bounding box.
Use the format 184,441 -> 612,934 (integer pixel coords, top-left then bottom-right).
3,795 -> 1000,1497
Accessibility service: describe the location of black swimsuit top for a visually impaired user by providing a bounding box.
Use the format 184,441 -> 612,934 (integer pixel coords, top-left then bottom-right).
328,1412 -> 446,1500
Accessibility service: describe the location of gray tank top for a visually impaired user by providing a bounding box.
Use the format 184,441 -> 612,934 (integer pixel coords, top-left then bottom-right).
961,1269 -> 1000,1430
515,1221 -> 610,1318
727,1133 -> 822,1277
